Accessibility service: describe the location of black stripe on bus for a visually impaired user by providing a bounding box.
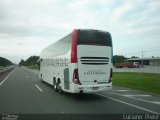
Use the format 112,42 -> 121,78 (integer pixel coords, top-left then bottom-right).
81,57 -> 109,59
82,63 -> 108,65
81,60 -> 109,62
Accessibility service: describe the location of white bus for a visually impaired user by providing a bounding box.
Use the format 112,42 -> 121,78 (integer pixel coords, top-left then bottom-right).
38,29 -> 113,94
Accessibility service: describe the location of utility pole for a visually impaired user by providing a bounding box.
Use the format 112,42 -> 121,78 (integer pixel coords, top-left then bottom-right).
142,51 -> 144,67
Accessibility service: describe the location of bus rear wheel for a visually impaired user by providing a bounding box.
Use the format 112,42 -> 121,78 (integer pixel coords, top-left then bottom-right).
57,79 -> 63,94
40,74 -> 43,82
57,84 -> 63,94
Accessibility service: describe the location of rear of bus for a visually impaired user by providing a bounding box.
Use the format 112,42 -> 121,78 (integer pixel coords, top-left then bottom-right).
71,29 -> 113,93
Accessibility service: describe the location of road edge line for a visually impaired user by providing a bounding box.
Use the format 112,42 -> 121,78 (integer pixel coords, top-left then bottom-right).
35,84 -> 43,92
96,93 -> 160,115
0,68 -> 15,86
111,92 -> 160,106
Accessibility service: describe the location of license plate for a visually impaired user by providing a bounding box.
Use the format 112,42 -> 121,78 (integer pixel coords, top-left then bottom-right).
92,87 -> 98,90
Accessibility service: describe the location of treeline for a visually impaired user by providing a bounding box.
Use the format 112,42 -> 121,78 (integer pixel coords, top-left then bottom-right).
0,57 -> 12,67
19,55 -> 138,66
19,56 -> 39,66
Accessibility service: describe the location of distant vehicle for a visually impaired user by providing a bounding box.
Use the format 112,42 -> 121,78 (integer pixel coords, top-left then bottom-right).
38,29 -> 113,94
114,62 -> 140,68
19,65 -> 21,67
133,62 -> 140,67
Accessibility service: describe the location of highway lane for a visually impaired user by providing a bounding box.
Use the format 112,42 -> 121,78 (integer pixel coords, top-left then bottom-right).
0,67 -> 160,115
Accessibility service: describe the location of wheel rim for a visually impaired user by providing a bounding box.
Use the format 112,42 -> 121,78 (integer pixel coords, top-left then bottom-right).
54,84 -> 57,90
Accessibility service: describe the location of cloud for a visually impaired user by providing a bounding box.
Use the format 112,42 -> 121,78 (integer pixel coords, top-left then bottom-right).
0,0 -> 160,63
110,0 -> 160,39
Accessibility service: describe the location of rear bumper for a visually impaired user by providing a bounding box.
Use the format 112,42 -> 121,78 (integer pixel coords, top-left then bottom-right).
71,83 -> 112,93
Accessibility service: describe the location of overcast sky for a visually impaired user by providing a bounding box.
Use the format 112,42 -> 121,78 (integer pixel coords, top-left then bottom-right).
0,0 -> 160,63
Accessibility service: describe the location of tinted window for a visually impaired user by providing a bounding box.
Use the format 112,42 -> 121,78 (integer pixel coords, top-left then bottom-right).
77,30 -> 112,46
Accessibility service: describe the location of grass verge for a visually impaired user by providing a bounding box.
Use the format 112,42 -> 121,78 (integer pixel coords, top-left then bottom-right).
26,65 -> 39,70
113,72 -> 160,95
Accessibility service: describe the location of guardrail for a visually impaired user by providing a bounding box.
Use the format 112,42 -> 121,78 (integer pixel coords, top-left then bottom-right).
113,66 -> 160,74
0,66 -> 14,74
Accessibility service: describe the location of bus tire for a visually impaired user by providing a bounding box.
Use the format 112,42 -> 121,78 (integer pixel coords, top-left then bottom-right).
53,78 -> 58,92
57,79 -> 63,94
58,84 -> 63,94
40,74 -> 43,82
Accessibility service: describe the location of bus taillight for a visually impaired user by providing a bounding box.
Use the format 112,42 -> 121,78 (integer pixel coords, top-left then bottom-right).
108,68 -> 112,83
73,69 -> 81,85
71,29 -> 78,63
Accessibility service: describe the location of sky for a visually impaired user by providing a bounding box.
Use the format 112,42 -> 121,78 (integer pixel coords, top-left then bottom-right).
0,0 -> 160,63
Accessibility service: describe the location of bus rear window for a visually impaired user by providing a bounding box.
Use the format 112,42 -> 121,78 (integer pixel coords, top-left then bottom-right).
77,30 -> 112,46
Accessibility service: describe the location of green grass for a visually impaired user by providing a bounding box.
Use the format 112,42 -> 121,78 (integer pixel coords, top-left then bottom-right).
26,65 -> 39,70
113,72 -> 160,94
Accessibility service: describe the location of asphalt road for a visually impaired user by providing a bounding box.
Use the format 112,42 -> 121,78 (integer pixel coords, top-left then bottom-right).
0,66 -> 160,119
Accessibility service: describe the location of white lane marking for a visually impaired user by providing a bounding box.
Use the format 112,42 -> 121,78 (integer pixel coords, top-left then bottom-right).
20,69 -> 25,74
35,84 -> 43,92
26,75 -> 29,78
151,101 -> 160,105
110,92 -> 160,106
116,90 -> 128,92
0,68 -> 15,86
96,93 -> 160,115
123,94 -> 151,97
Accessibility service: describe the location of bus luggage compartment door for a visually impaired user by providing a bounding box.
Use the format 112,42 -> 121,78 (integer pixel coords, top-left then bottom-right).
64,68 -> 70,90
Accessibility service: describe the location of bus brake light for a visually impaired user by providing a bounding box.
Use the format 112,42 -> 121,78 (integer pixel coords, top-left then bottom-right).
73,69 -> 81,85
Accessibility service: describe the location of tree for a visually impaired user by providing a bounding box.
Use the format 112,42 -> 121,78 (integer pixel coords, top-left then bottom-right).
0,57 -> 12,67
113,55 -> 127,64
19,56 -> 39,66
131,56 -> 139,58
19,59 -> 25,65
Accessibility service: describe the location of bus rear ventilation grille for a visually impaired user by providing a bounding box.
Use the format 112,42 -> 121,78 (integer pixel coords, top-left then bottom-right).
80,57 -> 109,65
